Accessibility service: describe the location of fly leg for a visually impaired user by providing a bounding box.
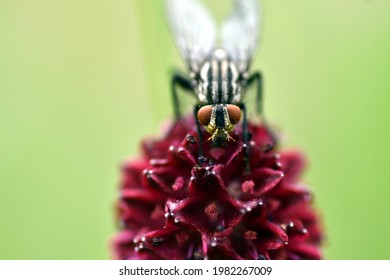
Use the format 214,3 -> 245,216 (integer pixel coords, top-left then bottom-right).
171,73 -> 205,164
247,71 -> 263,117
237,102 -> 250,174
171,72 -> 195,120
193,104 -> 206,165
247,71 -> 276,149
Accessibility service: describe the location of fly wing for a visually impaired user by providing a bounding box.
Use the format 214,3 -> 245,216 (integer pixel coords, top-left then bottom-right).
166,0 -> 216,73
222,0 -> 262,73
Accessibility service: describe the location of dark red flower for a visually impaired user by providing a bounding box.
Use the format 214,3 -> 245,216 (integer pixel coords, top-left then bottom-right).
112,116 -> 323,260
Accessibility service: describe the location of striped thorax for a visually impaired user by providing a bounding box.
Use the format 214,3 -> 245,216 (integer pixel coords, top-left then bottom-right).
197,49 -> 242,104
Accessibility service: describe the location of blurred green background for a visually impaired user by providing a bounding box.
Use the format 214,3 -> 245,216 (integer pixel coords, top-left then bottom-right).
1,0 -> 389,259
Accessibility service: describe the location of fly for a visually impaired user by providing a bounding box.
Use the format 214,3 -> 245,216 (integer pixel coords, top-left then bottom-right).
166,0 -> 265,168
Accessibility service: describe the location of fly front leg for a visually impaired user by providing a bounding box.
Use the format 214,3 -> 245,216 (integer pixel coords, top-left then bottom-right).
193,104 -> 206,164
237,102 -> 250,174
171,72 -> 195,120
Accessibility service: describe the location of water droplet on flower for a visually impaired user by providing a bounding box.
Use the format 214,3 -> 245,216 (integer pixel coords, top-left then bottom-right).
152,236 -> 163,246
141,236 -> 146,242
210,240 -> 217,247
240,208 -> 246,214
257,254 -> 266,260
284,241 -> 289,245
169,146 -> 175,151
174,217 -> 180,223
143,169 -> 153,179
216,224 -> 225,232
198,156 -> 207,164
164,213 -> 169,218
134,246 -> 139,252
246,206 -> 252,212
186,135 -> 197,144
138,243 -> 145,250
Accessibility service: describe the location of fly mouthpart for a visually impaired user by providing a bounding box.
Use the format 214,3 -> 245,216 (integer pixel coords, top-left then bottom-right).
207,129 -> 236,142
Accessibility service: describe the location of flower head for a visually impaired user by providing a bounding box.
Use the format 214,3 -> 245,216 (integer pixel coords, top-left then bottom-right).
112,116 -> 323,260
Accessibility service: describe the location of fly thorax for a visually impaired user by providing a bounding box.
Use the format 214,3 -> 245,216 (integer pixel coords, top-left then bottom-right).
198,50 -> 241,104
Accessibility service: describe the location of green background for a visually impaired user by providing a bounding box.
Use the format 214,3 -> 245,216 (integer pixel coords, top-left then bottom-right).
1,0 -> 389,259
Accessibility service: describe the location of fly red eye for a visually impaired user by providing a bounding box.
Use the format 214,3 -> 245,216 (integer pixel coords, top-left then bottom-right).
198,105 -> 213,126
227,104 -> 241,125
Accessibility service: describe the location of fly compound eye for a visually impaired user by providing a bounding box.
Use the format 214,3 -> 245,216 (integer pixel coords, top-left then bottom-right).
227,104 -> 241,125
197,105 -> 213,126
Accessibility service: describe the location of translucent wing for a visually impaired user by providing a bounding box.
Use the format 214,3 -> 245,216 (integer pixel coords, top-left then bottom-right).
222,0 -> 262,73
166,0 -> 216,73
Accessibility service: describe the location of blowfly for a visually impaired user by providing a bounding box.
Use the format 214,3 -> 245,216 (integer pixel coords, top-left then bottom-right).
166,0 -> 266,167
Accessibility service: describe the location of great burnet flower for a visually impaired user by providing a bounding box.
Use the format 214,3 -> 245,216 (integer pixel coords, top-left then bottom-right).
112,116 -> 323,260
